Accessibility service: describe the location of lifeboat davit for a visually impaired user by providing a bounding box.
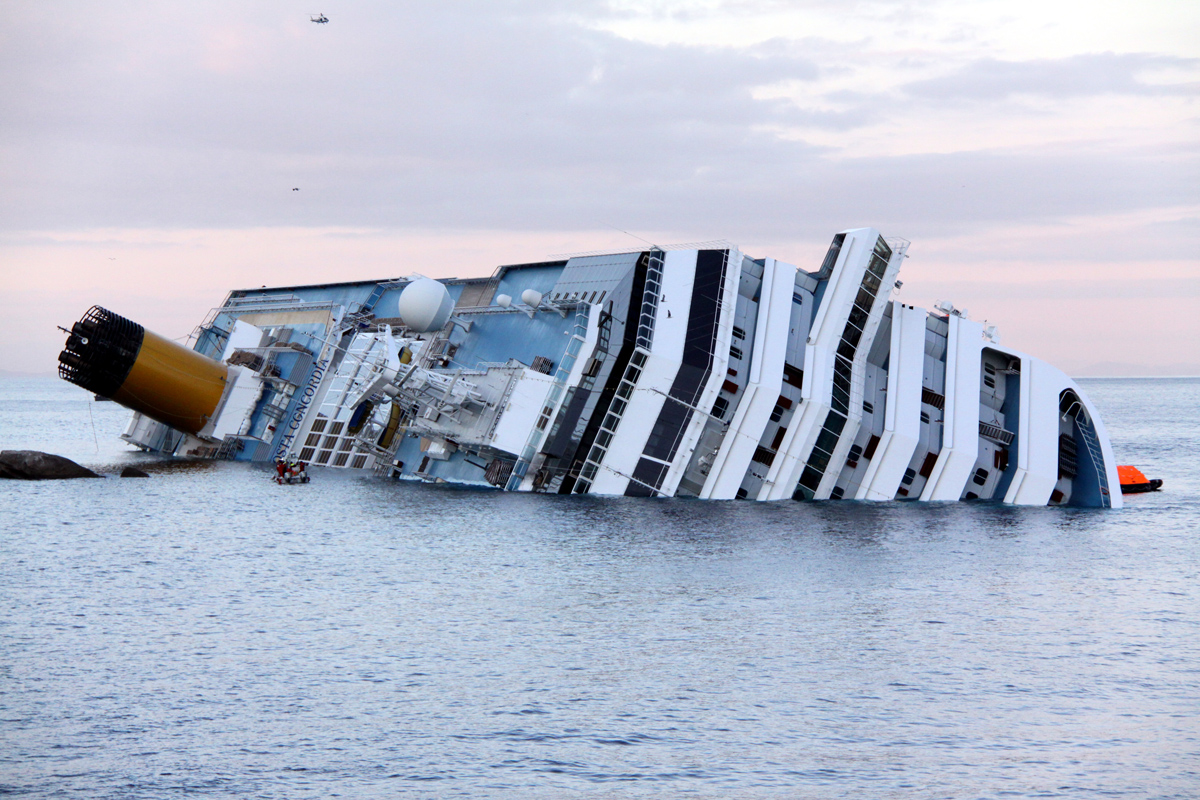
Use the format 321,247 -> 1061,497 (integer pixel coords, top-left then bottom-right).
1118,465 -> 1162,494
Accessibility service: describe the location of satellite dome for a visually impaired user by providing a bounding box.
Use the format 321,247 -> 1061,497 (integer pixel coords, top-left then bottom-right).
521,289 -> 543,308
396,278 -> 454,333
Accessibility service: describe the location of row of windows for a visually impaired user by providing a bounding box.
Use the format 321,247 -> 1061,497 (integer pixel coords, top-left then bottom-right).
794,236 -> 891,499
296,446 -> 370,470
575,349 -> 649,491
795,409 -> 847,499
551,290 -> 608,305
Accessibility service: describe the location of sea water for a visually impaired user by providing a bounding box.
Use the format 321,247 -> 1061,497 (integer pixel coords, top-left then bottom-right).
2,376 -> 1198,799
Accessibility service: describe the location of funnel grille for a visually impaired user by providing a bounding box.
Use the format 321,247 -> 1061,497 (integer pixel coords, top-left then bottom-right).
58,305 -> 145,398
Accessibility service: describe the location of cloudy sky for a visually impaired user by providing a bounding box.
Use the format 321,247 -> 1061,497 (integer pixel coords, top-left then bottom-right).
2,0 -> 1197,375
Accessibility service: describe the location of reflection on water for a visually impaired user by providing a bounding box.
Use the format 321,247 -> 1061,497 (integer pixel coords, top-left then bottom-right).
2,377 -> 1198,799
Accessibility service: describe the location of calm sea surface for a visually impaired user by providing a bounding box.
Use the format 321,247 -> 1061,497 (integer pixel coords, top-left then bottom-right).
2,376 -> 1198,799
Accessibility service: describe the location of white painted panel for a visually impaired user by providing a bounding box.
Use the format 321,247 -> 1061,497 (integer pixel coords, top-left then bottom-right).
759,228 -> 882,500
661,248 -> 743,496
590,250 -> 696,495
589,392 -> 667,495
209,365 -> 265,440
858,303 -> 925,501
805,228 -> 869,345
220,319 -> 266,362
921,314 -> 982,501
1006,358 -> 1066,506
490,369 -> 555,455
702,258 -> 796,499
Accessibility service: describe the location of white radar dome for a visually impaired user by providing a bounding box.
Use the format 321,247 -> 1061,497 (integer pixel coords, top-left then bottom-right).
495,293 -> 512,308
396,278 -> 455,333
521,289 -> 543,308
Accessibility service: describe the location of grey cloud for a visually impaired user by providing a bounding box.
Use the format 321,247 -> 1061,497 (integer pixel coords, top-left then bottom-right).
0,3 -> 1196,244
902,53 -> 1200,101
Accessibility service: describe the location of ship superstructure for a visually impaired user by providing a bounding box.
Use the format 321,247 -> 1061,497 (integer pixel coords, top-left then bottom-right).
58,229 -> 1122,507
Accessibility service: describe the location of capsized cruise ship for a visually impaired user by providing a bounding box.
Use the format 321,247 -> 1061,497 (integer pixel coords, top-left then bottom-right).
58,229 -> 1122,507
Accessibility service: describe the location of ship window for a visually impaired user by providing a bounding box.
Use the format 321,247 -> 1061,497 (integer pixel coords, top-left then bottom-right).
902,468 -> 916,485
310,419 -> 327,433
771,426 -> 787,451
316,450 -> 332,465
732,326 -> 746,340
351,454 -> 368,469
798,466 -> 822,493
770,404 -> 784,423
984,376 -> 996,389
985,363 -> 996,374
973,468 -> 989,485
299,447 -> 315,461
863,401 -> 874,414
792,291 -> 805,305
863,434 -> 880,460
712,397 -> 729,419
819,234 -> 846,274
329,421 -> 345,435
333,452 -> 350,467
752,446 -> 775,465
305,432 -> 322,447
920,412 -> 930,424
730,345 -> 743,361
589,291 -> 597,303
830,486 -> 844,500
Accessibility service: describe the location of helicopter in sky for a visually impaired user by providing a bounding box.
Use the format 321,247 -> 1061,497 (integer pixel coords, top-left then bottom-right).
310,13 -> 328,24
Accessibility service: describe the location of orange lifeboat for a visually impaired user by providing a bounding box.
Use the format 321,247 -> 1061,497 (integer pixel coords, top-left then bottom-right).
1118,465 -> 1162,494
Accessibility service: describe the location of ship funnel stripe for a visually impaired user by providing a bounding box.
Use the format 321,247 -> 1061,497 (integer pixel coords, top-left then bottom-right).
58,305 -> 145,398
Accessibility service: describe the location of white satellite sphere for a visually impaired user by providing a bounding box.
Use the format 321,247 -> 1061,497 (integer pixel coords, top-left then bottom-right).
396,278 -> 454,333
521,289 -> 543,308
495,293 -> 512,308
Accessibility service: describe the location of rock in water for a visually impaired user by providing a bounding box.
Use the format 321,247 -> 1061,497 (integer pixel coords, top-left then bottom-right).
0,450 -> 100,480
120,466 -> 150,478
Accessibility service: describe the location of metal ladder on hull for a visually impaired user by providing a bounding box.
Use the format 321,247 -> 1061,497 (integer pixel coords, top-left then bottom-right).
573,249 -> 665,493
1074,411 -> 1112,507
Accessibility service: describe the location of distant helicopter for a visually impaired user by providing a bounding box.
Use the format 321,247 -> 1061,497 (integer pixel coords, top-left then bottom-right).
310,13 -> 328,24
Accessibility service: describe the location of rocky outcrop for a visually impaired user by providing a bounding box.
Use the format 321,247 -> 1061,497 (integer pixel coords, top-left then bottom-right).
119,466 -> 150,478
0,450 -> 100,480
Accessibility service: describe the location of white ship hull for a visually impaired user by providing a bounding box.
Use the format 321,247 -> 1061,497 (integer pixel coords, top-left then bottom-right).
61,229 -> 1121,508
